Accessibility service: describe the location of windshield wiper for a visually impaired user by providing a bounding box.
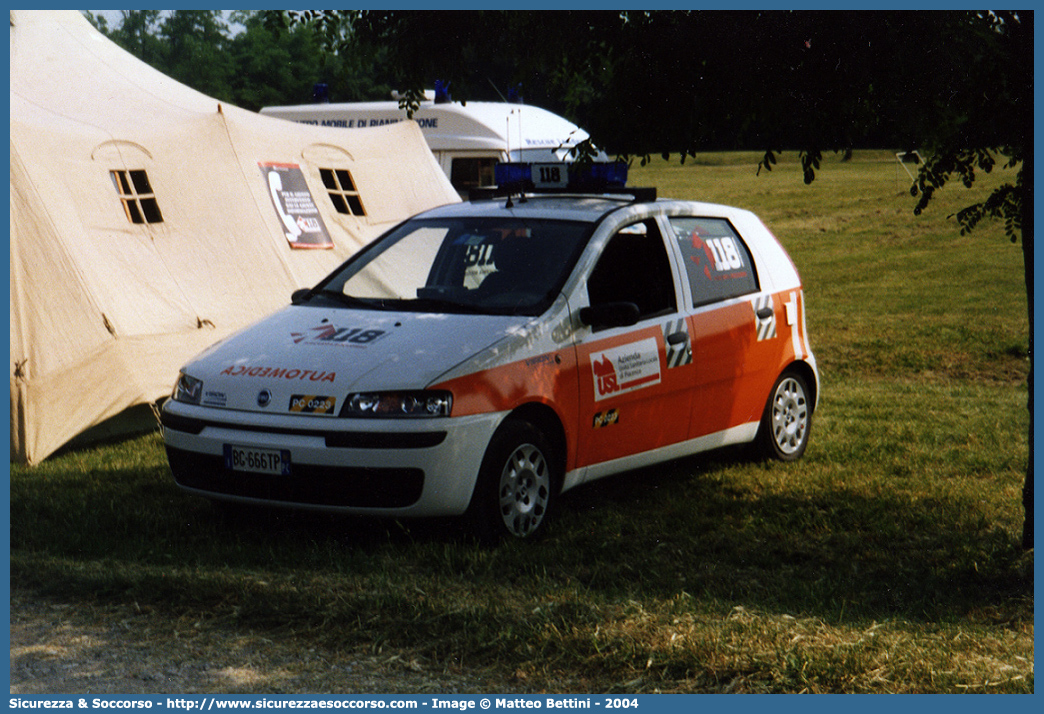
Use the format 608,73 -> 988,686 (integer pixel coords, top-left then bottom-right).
316,290 -> 387,310
404,297 -> 486,314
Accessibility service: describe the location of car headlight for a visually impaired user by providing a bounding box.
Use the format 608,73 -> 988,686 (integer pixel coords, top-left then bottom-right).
341,391 -> 452,418
172,372 -> 204,405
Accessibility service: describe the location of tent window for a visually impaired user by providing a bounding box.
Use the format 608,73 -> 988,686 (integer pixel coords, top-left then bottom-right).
320,168 -> 366,216
110,169 -> 163,224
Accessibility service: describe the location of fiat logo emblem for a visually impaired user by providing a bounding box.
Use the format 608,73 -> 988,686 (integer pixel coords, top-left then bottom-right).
257,389 -> 272,408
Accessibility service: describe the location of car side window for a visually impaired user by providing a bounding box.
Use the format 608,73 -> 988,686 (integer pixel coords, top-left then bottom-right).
669,217 -> 759,306
587,219 -> 677,321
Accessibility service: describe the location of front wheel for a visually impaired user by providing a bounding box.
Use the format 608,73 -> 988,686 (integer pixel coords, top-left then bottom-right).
466,420 -> 558,543
757,371 -> 812,461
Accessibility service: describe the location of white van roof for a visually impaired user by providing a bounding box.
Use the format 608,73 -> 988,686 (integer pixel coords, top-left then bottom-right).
260,99 -> 591,156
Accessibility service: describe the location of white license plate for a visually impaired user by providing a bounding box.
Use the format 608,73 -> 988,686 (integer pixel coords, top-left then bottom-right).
223,444 -> 291,476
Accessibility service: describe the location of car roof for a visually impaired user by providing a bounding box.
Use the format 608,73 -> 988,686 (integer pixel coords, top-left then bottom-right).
413,194 -> 755,225
414,194 -> 653,223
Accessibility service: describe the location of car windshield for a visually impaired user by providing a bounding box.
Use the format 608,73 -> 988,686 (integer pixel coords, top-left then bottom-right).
313,217 -> 593,315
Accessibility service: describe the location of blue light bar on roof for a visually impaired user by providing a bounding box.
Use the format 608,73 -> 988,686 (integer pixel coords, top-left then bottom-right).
493,162 -> 536,188
580,161 -> 628,188
494,161 -> 628,192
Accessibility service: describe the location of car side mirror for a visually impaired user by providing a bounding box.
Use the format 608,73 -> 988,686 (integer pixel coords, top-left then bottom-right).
579,302 -> 641,329
291,288 -> 312,305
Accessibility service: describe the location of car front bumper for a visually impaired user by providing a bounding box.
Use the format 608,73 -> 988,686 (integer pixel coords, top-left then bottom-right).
161,400 -> 503,517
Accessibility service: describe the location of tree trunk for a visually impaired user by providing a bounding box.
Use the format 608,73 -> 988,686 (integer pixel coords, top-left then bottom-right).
1017,11 -> 1033,552
1022,147 -> 1033,550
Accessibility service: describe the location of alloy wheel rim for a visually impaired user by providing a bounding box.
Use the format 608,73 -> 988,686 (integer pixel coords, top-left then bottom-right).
498,443 -> 551,537
771,377 -> 808,454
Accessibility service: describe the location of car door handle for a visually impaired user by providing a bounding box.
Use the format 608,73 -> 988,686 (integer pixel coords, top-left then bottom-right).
667,331 -> 689,345
756,307 -> 774,320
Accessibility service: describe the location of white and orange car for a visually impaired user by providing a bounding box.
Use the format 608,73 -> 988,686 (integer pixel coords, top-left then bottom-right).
161,163 -> 818,541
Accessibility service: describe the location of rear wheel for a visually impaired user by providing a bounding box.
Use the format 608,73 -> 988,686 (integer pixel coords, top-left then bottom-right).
467,420 -> 558,542
757,371 -> 812,461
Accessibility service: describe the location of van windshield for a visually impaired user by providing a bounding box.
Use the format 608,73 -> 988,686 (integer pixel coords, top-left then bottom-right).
314,217 -> 592,316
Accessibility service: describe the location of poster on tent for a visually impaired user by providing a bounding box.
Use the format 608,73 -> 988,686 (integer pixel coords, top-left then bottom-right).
259,162 -> 334,249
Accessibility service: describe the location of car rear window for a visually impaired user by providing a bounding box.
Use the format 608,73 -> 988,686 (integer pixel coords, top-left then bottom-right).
669,217 -> 759,306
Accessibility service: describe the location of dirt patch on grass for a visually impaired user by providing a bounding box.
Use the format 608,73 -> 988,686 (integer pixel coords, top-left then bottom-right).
10,589 -> 506,695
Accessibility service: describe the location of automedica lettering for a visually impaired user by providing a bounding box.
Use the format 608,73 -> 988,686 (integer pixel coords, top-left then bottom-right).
220,366 -> 336,382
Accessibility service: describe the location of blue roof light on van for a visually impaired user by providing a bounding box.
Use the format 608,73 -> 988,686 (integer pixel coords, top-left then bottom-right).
434,80 -> 452,104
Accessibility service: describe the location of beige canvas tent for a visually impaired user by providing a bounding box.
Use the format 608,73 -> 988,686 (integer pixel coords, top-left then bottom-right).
10,10 -> 459,464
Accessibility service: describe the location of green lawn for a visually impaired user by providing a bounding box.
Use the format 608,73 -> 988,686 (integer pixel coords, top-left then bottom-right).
11,151 -> 1032,693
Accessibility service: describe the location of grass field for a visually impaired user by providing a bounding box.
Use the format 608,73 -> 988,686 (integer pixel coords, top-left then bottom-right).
10,151 -> 1032,693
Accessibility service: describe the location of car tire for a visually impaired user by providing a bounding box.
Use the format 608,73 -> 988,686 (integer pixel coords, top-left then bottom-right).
466,419 -> 558,543
757,370 -> 812,461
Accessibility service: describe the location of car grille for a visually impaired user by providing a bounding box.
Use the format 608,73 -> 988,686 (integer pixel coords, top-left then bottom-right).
166,447 -> 424,508
161,412 -> 446,449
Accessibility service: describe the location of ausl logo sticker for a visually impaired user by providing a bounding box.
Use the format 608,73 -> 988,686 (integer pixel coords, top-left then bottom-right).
592,338 -> 661,401
292,323 -> 388,347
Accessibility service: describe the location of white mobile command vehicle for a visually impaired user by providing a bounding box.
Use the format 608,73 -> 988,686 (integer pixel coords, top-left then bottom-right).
162,163 -> 818,541
260,90 -> 601,194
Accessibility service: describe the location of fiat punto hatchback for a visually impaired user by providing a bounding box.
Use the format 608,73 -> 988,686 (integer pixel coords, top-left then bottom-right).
162,163 -> 818,541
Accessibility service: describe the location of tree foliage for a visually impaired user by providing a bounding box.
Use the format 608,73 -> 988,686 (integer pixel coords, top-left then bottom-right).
282,12 -> 1030,238
83,10 -> 383,112
159,10 -> 235,100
